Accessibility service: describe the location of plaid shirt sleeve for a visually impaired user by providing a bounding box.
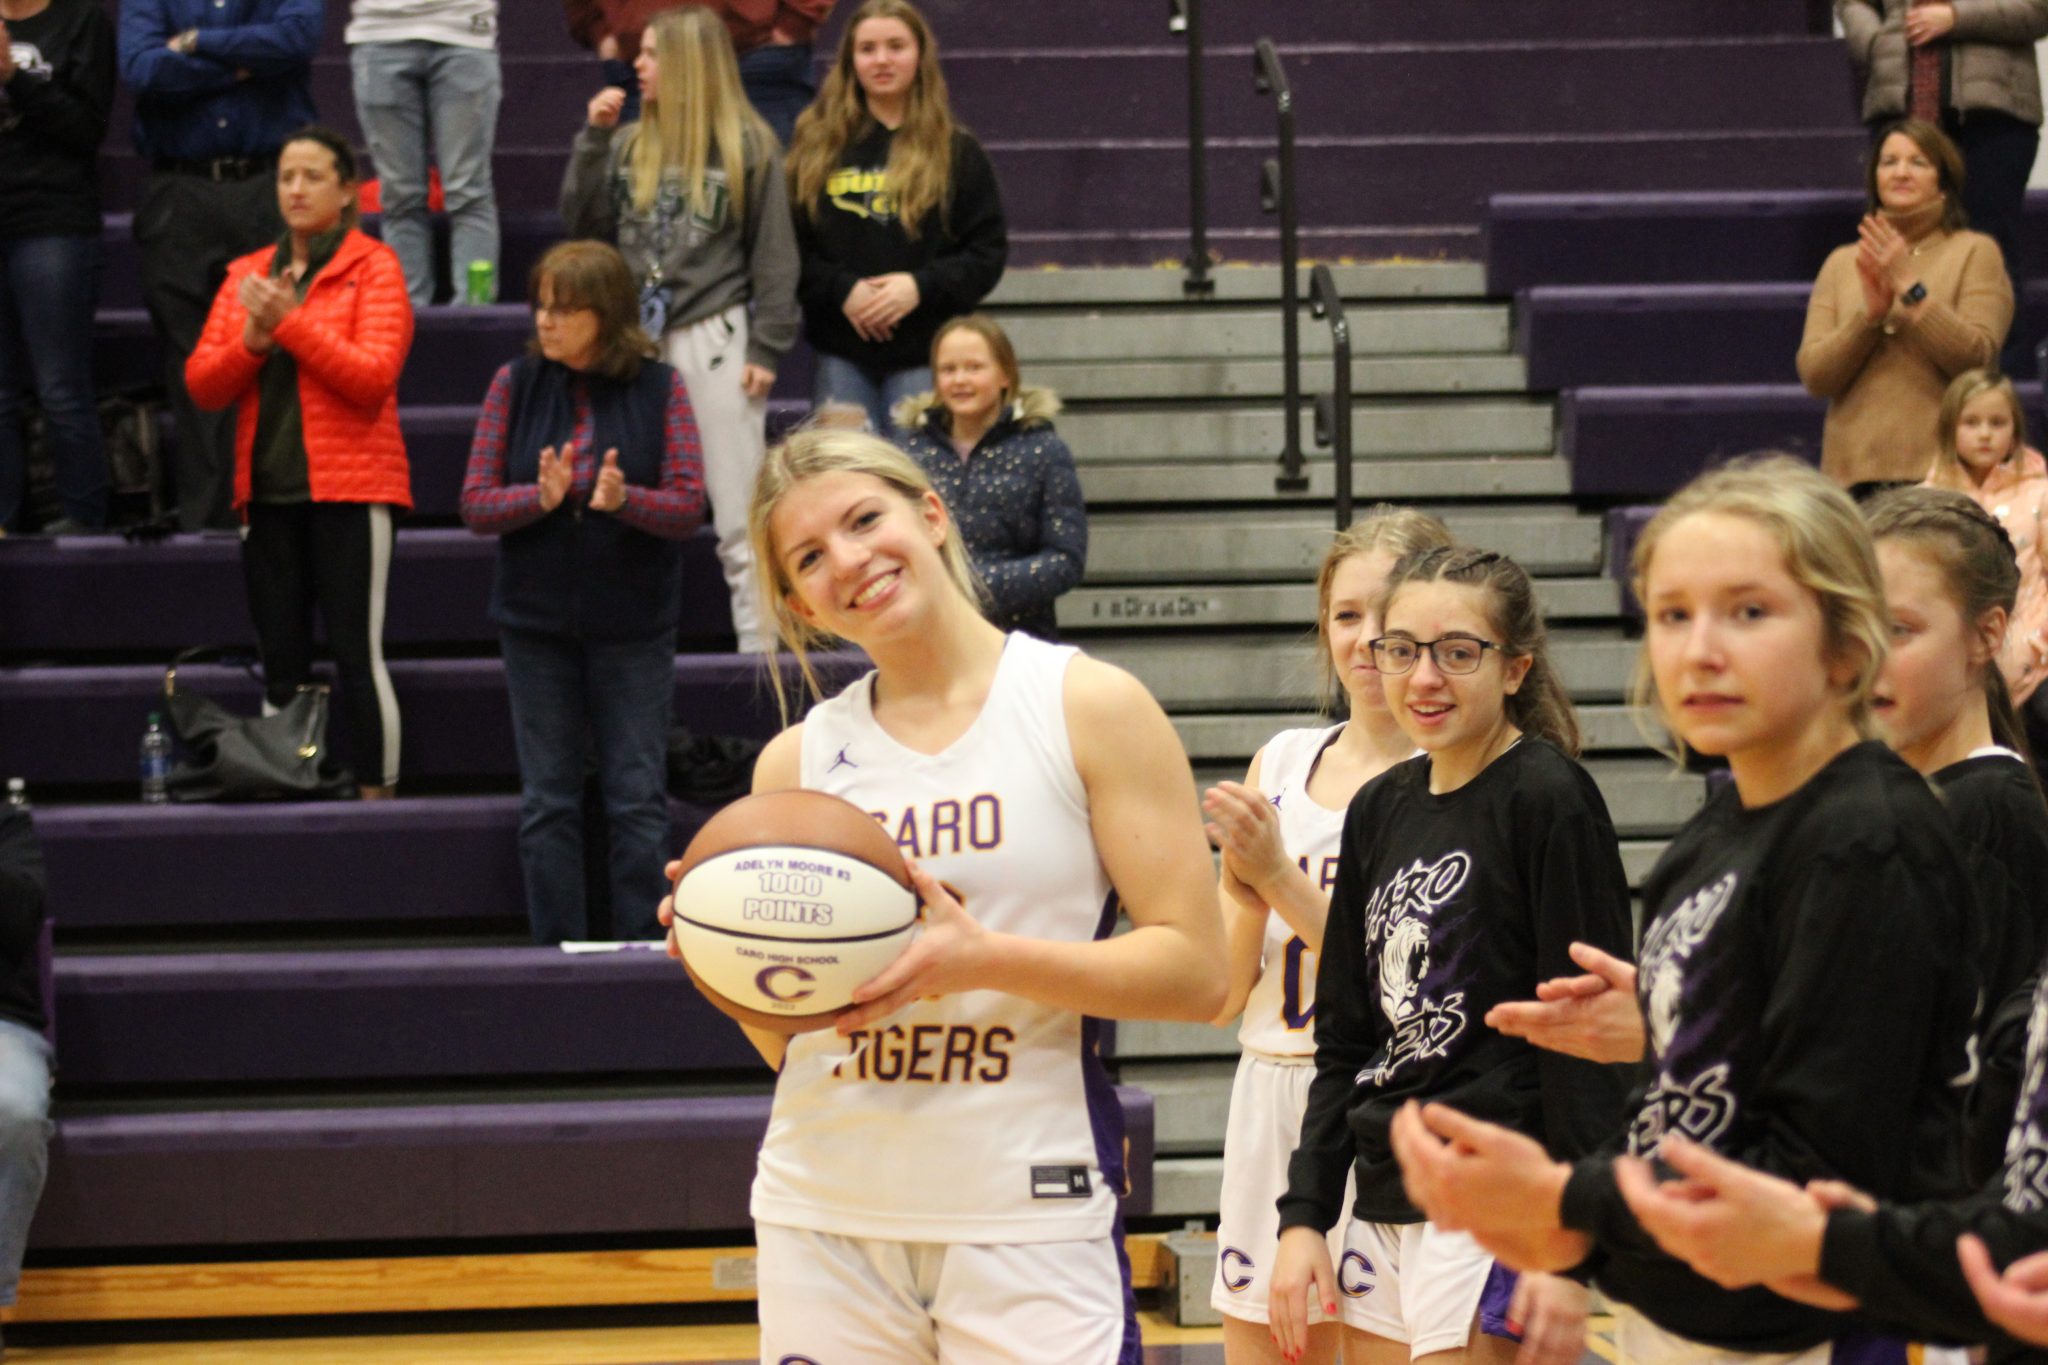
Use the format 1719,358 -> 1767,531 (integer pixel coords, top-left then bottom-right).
458,364 -> 548,535
613,368 -> 709,541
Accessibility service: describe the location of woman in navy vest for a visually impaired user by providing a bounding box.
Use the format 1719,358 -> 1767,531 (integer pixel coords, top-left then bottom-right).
461,240 -> 707,943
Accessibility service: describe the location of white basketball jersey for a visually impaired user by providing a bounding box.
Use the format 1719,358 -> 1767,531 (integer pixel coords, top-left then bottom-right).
1236,725 -> 1347,1058
752,634 -> 1123,1244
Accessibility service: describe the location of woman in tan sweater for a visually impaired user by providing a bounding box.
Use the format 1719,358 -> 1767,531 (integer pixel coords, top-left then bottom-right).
1798,118 -> 2013,490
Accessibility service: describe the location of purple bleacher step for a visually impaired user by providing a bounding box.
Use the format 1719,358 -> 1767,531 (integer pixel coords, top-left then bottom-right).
1562,384 -> 1828,499
0,527 -> 731,654
304,39 -> 1852,149
91,129 -> 1870,231
497,0 -> 1817,55
1487,189 -> 2048,291
0,652 -> 865,788
1564,380 -> 2045,500
1519,282 -> 2048,389
30,1087 -> 1155,1248
37,795 -> 724,931
54,945 -> 764,1086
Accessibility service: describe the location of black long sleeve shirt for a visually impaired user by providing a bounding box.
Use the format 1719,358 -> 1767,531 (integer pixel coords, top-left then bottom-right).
1819,969 -> 2048,1363
0,0 -> 115,239
1933,753 -> 2048,1186
1560,742 -> 1982,1352
1277,738 -> 1636,1232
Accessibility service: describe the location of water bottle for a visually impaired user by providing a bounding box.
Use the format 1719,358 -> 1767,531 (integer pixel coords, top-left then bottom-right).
139,712 -> 172,805
4,778 -> 26,811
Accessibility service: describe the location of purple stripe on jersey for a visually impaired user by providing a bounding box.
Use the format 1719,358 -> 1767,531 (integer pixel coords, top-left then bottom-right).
1477,1263 -> 1520,1340
1827,1329 -> 1917,1365
1084,888 -> 1138,1363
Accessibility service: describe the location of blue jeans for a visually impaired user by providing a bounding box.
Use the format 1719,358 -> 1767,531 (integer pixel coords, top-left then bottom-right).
350,41 -> 503,306
500,627 -> 675,944
0,1018 -> 51,1306
0,234 -> 107,529
812,353 -> 932,436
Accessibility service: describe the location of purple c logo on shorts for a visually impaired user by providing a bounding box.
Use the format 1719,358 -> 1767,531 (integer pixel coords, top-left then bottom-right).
1220,1246 -> 1254,1292
1338,1249 -> 1375,1299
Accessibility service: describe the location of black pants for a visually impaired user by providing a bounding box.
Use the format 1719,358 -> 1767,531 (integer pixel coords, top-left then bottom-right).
1877,111 -> 2043,374
240,501 -> 401,788
135,170 -> 281,531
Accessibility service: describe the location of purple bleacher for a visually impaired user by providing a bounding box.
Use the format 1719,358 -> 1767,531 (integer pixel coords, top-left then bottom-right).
29,1087 -> 1155,1248
54,946 -> 764,1086
307,42 -> 1850,151
36,796 -> 724,931
1520,283 -> 1811,389
1519,282 -> 2048,390
1486,189 -> 2048,291
1562,385 -> 1826,499
1,529 -> 727,654
91,0 -> 1849,262
0,652 -> 864,789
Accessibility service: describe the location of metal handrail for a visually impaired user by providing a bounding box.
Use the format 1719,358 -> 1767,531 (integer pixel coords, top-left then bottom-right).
1309,264 -> 1353,530
1252,37 -> 1306,491
1167,0 -> 1213,297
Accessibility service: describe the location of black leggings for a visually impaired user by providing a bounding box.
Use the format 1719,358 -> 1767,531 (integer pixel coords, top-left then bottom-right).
240,501 -> 401,787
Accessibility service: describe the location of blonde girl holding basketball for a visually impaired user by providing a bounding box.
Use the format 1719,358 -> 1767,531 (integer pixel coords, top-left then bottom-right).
1203,507 -> 1451,1364
662,426 -> 1223,1364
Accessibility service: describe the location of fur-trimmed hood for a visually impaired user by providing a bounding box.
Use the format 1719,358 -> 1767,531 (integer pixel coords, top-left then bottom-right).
891,383 -> 1062,439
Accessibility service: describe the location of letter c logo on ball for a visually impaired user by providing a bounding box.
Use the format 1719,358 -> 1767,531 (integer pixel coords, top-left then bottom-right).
756,964 -> 818,1004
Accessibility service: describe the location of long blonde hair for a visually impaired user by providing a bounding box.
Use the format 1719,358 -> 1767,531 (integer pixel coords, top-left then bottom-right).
1314,506 -> 1453,717
619,7 -> 774,225
749,426 -> 984,718
1927,368 -> 2027,491
787,0 -> 957,239
1627,455 -> 1889,761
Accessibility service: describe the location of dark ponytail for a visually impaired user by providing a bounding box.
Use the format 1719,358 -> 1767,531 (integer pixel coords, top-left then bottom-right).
1862,486 -> 2035,767
1379,545 -> 1582,758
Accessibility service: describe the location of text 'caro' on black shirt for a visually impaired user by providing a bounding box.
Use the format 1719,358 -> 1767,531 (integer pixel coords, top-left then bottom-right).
1279,736 -> 1635,1233
1560,740 -> 1982,1353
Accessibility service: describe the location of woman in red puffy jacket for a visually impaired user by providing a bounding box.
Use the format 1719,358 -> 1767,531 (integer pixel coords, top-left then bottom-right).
187,125 -> 415,798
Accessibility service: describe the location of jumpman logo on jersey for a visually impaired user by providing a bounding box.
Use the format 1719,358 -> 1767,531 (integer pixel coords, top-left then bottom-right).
828,746 -> 858,774
1270,791 -> 1284,808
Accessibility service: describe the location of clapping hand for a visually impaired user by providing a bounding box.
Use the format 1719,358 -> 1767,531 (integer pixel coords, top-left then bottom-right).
741,363 -> 776,400
536,443 -> 576,512
589,448 -> 626,513
1486,941 -> 1646,1064
1905,3 -> 1956,46
1859,214 -> 1913,295
1960,1237 -> 2048,1345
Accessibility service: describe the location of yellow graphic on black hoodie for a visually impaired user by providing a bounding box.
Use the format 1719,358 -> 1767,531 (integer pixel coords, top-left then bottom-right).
827,166 -> 898,223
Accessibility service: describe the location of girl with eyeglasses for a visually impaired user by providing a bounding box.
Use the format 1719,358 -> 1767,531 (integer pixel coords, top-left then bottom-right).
1265,544 -> 1634,1365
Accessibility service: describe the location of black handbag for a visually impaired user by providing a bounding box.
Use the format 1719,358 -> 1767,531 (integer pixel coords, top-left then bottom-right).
162,649 -> 356,802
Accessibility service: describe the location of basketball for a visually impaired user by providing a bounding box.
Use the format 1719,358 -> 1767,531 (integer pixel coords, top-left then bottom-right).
671,789 -> 919,1034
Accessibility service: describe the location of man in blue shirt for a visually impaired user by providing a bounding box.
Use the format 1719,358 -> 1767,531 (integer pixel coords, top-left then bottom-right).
117,0 -> 320,531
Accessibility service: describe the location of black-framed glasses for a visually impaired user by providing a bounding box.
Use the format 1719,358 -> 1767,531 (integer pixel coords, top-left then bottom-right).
1368,635 -> 1502,676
